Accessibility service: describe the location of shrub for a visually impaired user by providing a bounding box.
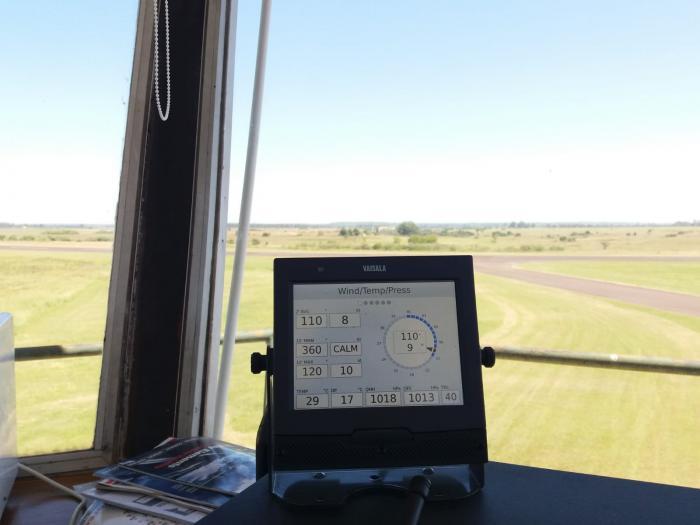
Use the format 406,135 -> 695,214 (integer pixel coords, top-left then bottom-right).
339,227 -> 361,237
519,244 -> 544,252
47,229 -> 78,235
408,235 -> 437,244
396,221 -> 420,236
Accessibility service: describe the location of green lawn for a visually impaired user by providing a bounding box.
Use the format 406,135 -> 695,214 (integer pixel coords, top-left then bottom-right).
521,260 -> 700,297
0,251 -> 112,347
485,360 -> 700,488
476,273 -> 700,359
2,250 -> 700,488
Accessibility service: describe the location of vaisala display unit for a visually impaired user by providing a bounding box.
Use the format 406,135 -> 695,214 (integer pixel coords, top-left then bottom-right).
251,256 -> 495,508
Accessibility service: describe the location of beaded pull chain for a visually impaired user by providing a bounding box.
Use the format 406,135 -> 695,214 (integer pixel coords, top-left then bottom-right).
152,0 -> 171,121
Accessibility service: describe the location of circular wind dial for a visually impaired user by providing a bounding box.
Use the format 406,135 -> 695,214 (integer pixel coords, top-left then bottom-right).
384,315 -> 437,368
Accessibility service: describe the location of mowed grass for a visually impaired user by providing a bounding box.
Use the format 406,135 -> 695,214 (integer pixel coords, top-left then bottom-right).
0,251 -> 112,347
521,260 -> 700,297
0,251 -> 113,453
2,250 -> 699,488
476,273 -> 700,359
485,360 -> 700,487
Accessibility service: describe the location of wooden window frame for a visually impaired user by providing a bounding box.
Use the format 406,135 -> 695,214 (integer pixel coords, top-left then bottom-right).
21,0 -> 236,473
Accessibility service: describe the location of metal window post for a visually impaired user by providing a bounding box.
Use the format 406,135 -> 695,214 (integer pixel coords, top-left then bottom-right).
213,0 -> 272,439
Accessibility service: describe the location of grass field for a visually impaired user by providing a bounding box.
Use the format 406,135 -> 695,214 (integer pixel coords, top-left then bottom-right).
521,260 -> 700,297
2,223 -> 700,487
0,251 -> 111,347
3,244 -> 700,488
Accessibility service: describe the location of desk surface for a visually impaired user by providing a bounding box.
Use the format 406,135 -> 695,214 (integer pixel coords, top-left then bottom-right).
200,462 -> 700,525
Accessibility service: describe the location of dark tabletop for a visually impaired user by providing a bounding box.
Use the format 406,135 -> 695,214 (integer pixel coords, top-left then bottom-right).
200,462 -> 700,525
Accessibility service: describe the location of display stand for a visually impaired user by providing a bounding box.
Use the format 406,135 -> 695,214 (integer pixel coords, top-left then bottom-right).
199,462 -> 700,525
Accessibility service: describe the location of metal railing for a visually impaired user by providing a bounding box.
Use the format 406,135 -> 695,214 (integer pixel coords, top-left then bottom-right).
494,346 -> 700,375
15,329 -> 274,361
14,330 -> 700,376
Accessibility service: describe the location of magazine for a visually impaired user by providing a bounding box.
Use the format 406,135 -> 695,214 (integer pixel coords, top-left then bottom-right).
94,437 -> 256,508
93,464 -> 231,508
121,437 -> 255,494
78,500 -> 179,525
77,481 -> 208,524
96,479 -> 212,513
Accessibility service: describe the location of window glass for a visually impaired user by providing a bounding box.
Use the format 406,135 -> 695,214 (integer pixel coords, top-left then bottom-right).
0,1 -> 138,455
220,0 -> 700,490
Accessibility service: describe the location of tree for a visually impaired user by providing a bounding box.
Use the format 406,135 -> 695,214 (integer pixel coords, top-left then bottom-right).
396,221 -> 420,236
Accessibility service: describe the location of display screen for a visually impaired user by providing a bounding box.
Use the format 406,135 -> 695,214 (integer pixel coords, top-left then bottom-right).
292,281 -> 464,410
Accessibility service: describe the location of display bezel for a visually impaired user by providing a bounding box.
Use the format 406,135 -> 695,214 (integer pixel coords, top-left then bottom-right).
272,256 -> 486,436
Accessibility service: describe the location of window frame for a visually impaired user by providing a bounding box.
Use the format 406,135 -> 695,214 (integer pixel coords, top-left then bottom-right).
20,0 -> 236,473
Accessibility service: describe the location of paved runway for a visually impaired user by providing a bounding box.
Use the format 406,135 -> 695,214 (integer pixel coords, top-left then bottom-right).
473,255 -> 700,318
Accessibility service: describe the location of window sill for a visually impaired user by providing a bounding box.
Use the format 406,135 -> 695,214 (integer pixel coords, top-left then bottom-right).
1,470 -> 91,525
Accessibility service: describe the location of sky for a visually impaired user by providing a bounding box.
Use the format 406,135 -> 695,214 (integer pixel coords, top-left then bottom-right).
1,0 -> 699,225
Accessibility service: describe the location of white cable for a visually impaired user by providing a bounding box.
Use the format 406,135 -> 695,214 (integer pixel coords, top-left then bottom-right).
213,0 -> 272,439
17,463 -> 84,501
68,500 -> 88,525
17,463 -> 86,524
152,0 -> 171,121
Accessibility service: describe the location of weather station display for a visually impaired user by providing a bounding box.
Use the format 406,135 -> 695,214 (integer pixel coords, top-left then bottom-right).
292,281 -> 464,410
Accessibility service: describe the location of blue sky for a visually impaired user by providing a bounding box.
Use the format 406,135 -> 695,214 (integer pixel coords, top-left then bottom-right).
1,1 -> 699,224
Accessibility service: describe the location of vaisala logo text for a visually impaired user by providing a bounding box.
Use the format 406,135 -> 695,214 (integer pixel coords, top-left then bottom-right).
362,264 -> 387,272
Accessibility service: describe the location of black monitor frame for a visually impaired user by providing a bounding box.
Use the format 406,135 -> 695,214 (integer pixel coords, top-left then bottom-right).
270,255 -> 487,471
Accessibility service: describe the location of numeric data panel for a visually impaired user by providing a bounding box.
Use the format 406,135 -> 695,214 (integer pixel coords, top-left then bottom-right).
292,281 -> 464,410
